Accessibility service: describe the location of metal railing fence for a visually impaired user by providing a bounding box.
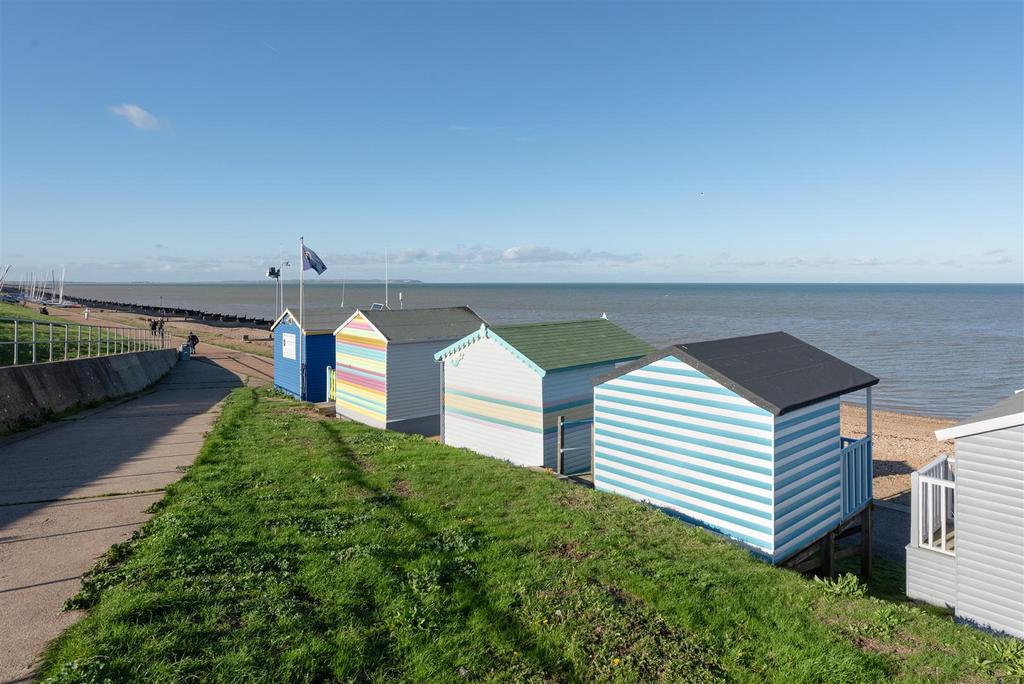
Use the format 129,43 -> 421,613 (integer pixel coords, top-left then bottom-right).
0,317 -> 169,367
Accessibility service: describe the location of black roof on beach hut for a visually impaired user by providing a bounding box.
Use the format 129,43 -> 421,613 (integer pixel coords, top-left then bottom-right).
357,306 -> 485,343
595,331 -> 879,416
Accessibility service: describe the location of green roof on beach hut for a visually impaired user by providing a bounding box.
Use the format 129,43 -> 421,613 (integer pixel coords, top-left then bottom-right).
438,319 -> 654,374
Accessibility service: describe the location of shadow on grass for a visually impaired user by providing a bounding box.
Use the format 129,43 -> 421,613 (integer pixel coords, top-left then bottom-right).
837,553 -> 907,603
312,419 -> 582,680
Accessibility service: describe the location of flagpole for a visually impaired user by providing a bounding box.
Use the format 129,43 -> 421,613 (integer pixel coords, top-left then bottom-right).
299,236 -> 305,400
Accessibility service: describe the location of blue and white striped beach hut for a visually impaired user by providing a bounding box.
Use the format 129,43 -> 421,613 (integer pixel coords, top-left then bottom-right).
592,332 -> 878,564
272,309 -> 339,403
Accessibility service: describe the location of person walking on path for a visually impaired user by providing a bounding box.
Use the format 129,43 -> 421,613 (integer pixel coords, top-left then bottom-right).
149,319 -> 157,336
187,331 -> 200,354
157,318 -> 165,337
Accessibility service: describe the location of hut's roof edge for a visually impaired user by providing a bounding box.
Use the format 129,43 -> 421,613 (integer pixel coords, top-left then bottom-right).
594,331 -> 879,416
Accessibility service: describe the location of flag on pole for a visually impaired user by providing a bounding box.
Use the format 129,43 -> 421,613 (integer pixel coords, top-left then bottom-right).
301,245 -> 328,275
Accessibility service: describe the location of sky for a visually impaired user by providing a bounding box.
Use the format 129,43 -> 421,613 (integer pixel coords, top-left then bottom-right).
1,1 -> 1021,284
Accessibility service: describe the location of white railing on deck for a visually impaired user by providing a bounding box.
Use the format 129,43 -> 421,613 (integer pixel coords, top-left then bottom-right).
840,436 -> 873,519
911,454 -> 955,555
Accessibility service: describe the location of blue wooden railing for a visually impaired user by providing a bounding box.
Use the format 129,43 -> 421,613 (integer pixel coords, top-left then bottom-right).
840,436 -> 872,519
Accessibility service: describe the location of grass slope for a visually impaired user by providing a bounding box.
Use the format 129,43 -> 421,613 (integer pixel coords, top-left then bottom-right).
0,302 -> 160,365
40,389 -> 1022,683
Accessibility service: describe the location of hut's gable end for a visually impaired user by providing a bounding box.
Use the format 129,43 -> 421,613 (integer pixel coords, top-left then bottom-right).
541,364 -> 615,474
335,312 -> 388,427
770,398 -> 842,563
442,336 -> 544,466
953,425 -> 1024,639
273,318 -> 302,399
592,356 -> 776,556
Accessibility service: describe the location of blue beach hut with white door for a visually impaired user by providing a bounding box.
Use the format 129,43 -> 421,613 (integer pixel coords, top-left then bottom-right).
271,308 -> 340,403
592,332 -> 879,566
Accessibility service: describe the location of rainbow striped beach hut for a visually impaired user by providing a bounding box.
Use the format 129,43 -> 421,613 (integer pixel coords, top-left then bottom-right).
333,307 -> 484,435
434,319 -> 652,474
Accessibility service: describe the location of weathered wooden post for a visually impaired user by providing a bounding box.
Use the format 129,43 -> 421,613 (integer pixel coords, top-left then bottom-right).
860,504 -> 873,579
822,531 -> 835,578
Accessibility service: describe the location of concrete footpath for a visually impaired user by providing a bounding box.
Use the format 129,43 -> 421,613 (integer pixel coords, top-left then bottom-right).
0,351 -> 270,683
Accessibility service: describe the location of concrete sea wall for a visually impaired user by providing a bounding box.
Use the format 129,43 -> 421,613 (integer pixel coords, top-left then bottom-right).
0,349 -> 178,434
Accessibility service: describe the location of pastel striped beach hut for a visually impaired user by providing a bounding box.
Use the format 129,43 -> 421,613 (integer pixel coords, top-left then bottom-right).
271,309 -> 339,402
434,319 -> 652,473
333,307 -> 484,435
592,332 -> 878,565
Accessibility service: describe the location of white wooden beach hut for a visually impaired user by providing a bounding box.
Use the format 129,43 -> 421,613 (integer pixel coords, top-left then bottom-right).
333,307 -> 484,435
591,332 -> 879,566
906,391 -> 1023,638
434,319 -> 652,473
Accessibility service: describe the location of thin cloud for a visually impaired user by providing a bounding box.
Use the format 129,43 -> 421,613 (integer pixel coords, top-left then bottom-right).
322,245 -> 642,267
109,104 -> 168,131
708,253 -> 927,270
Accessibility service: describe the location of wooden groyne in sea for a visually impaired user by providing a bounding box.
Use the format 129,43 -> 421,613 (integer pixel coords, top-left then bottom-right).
75,297 -> 275,329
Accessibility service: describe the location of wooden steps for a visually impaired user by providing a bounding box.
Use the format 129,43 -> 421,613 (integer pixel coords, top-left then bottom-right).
312,401 -> 335,416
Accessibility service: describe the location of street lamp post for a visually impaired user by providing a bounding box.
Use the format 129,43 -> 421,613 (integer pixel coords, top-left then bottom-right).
267,267 -> 281,318
267,258 -> 290,319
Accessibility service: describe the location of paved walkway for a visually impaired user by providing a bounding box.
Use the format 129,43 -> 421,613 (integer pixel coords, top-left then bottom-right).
0,351 -> 269,683
873,501 -> 911,565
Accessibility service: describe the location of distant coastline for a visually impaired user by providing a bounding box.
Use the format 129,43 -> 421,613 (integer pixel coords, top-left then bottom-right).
48,280 -> 1023,286
60,279 -> 426,285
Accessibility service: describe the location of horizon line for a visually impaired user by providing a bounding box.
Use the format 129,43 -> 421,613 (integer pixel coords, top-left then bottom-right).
51,280 -> 1024,286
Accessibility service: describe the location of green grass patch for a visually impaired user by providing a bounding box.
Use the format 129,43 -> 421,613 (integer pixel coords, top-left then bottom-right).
39,388 -> 1018,682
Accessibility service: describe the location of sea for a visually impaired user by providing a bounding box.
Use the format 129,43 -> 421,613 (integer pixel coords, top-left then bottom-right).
62,282 -> 1024,419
